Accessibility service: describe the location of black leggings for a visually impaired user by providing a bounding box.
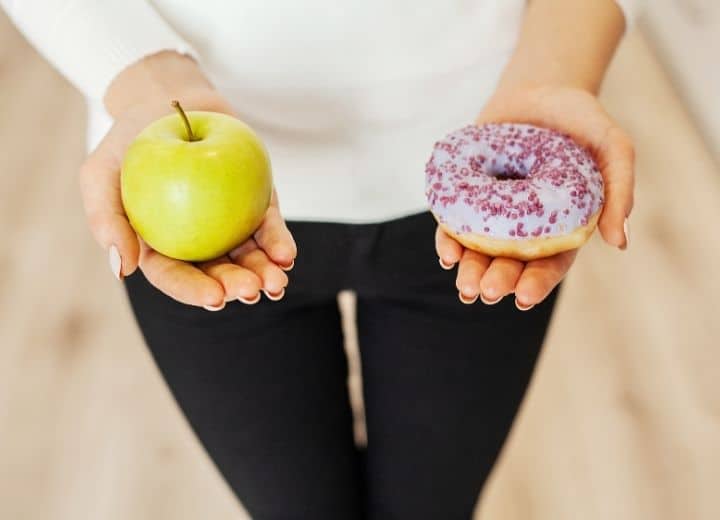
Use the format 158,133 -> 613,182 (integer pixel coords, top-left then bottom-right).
124,212 -> 557,519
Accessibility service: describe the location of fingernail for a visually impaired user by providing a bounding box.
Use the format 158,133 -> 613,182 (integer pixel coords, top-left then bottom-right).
203,302 -> 225,312
459,291 -> 478,305
108,244 -> 122,280
263,288 -> 285,301
515,299 -> 534,311
480,293 -> 503,305
238,293 -> 261,305
621,218 -> 630,250
280,259 -> 295,272
439,258 -> 455,270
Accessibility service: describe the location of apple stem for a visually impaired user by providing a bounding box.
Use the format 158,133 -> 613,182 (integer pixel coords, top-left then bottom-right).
171,100 -> 198,142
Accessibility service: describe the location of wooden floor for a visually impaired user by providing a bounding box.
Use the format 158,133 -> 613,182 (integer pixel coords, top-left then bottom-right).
1,12 -> 719,520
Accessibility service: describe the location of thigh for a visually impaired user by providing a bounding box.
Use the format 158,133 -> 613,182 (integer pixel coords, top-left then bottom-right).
124,266 -> 362,519
356,212 -> 558,519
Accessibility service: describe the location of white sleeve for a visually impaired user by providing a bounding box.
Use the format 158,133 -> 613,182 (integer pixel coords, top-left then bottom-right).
0,0 -> 197,99
614,0 -> 644,29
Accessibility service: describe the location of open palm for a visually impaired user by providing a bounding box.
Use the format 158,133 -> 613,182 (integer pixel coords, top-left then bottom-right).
79,92 -> 296,310
436,86 -> 634,310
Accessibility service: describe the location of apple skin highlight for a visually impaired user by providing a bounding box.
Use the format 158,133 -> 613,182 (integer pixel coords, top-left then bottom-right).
121,109 -> 272,262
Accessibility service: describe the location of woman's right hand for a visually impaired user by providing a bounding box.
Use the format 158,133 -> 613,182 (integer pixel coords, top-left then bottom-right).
79,52 -> 296,310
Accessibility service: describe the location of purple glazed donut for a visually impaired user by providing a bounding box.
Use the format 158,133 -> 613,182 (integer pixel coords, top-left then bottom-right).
425,123 -> 604,260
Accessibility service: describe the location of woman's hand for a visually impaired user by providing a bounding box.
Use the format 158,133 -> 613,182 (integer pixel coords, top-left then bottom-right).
435,86 -> 634,310
79,55 -> 296,310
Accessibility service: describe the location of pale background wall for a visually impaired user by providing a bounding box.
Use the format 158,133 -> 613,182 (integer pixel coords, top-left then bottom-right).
642,0 -> 720,156
1,6 -> 719,520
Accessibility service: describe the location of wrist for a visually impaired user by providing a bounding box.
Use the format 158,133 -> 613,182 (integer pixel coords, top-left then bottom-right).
477,84 -> 598,126
494,74 -> 598,98
104,50 -> 218,117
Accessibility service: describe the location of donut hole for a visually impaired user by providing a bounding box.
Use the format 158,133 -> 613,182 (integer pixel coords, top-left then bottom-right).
470,152 -> 532,181
487,163 -> 528,181
488,167 -> 526,181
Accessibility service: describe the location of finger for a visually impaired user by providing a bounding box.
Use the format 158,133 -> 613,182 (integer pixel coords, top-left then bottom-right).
230,239 -> 289,298
455,249 -> 492,303
514,249 -> 577,309
79,151 -> 140,278
479,257 -> 524,304
435,227 -> 463,269
198,256 -> 263,303
595,126 -> 635,249
139,242 -> 224,307
254,201 -> 297,269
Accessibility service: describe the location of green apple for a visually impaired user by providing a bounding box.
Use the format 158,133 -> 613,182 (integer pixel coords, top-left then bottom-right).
121,102 -> 272,262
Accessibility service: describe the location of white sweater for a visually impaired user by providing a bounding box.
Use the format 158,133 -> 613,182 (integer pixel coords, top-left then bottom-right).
1,0 -> 640,223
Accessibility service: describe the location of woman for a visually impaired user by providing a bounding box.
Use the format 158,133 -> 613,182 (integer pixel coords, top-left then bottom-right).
3,0 -> 636,517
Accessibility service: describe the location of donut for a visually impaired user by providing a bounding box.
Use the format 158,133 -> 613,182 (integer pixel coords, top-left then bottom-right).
425,123 -> 603,261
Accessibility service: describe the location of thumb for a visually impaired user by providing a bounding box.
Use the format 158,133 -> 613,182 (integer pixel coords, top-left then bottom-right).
87,211 -> 140,279
79,150 -> 140,279
594,125 -> 635,249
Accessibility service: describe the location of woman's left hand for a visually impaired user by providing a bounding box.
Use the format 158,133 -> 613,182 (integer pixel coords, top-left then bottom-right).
435,85 -> 635,310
